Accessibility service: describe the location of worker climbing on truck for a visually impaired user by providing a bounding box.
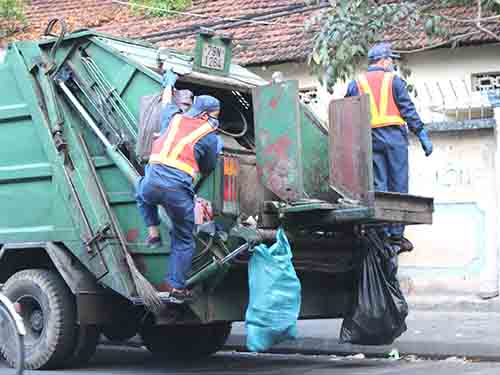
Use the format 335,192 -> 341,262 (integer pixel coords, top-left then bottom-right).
345,42 -> 433,254
136,69 -> 223,303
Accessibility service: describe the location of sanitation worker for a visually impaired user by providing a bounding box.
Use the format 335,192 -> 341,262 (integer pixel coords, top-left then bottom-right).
345,42 -> 433,253
136,69 -> 222,302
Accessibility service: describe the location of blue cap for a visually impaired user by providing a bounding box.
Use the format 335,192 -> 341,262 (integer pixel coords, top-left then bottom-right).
184,95 -> 220,118
368,43 -> 400,63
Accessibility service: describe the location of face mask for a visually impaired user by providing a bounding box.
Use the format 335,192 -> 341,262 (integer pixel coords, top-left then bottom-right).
178,103 -> 191,112
207,116 -> 219,128
386,62 -> 398,73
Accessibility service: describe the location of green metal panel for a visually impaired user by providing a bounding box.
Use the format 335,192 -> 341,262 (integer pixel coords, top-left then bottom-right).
299,105 -> 333,200
329,96 -> 374,205
252,80 -> 304,201
0,45 -> 81,247
7,40 -> 136,298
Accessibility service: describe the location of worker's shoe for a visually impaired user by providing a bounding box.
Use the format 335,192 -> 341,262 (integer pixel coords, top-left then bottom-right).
155,282 -> 192,304
389,236 -> 414,254
146,235 -> 162,249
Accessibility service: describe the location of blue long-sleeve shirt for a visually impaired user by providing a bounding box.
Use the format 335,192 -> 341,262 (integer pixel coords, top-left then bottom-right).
346,66 -> 424,139
146,104 -> 219,195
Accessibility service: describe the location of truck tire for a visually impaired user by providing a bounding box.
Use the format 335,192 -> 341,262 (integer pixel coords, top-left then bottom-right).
102,323 -> 137,343
64,325 -> 99,367
141,322 -> 231,360
1,269 -> 76,370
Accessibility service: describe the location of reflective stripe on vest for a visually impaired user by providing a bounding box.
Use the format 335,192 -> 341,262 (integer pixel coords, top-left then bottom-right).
149,114 -> 215,177
357,72 -> 406,128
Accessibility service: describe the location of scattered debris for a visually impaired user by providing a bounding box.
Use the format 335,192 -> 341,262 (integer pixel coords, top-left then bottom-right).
444,356 -> 468,363
403,354 -> 422,362
329,355 -> 342,361
345,353 -> 366,360
387,348 -> 400,360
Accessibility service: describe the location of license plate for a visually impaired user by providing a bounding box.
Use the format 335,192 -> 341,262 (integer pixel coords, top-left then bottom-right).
201,44 -> 225,71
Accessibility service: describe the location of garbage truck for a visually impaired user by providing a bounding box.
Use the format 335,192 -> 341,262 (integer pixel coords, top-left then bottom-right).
0,19 -> 433,369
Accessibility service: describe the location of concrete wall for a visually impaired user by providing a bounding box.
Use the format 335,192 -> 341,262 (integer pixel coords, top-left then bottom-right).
401,128 -> 498,296
404,44 -> 500,87
249,46 -> 500,297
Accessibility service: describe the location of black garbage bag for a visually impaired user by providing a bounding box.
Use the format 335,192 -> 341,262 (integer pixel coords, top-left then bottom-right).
340,229 -> 408,345
136,94 -> 163,163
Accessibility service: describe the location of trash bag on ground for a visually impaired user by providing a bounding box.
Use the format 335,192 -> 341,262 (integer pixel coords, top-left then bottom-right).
245,228 -> 301,352
136,94 -> 162,163
340,228 -> 408,346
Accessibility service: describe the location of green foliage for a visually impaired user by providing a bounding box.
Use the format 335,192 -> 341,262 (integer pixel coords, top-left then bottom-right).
0,0 -> 25,21
131,0 -> 191,17
0,0 -> 28,38
307,0 -> 500,91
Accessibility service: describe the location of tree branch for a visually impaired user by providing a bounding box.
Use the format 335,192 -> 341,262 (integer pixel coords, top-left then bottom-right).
440,13 -> 500,24
475,0 -> 500,41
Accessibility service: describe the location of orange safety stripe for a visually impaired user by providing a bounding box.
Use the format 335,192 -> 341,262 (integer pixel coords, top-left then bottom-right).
152,115 -> 182,162
149,116 -> 215,177
357,73 -> 406,128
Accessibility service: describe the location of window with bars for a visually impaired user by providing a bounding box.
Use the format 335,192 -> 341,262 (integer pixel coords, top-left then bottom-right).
471,72 -> 500,92
299,87 -> 319,105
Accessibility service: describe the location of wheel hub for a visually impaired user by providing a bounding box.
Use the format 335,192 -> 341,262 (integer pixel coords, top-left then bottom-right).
30,310 -> 44,332
18,296 -> 44,341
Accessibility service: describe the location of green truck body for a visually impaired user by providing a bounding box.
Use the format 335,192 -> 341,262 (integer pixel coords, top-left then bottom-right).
0,24 -> 433,370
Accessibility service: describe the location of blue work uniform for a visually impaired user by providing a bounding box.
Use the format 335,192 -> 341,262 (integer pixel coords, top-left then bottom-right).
136,108 -> 219,289
346,66 -> 424,237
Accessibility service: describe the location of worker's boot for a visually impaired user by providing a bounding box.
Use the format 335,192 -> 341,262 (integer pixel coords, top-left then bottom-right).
389,236 -> 414,254
155,282 -> 192,304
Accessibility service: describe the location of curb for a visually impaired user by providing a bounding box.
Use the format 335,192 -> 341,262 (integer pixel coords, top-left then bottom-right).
224,334 -> 500,362
406,295 -> 500,312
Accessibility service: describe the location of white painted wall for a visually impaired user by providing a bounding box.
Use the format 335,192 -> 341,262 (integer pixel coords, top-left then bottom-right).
401,129 -> 498,296
404,44 -> 500,86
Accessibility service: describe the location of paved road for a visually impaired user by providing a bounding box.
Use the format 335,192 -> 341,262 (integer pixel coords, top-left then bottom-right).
1,346 -> 500,375
228,312 -> 500,360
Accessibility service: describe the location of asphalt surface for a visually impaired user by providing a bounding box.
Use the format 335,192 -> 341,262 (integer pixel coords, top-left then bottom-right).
1,346 -> 500,375
227,312 -> 500,360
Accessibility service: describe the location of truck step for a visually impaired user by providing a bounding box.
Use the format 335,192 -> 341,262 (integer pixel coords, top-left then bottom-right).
130,294 -> 188,306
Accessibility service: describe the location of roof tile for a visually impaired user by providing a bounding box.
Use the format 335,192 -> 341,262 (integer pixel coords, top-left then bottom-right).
3,1 -> 499,65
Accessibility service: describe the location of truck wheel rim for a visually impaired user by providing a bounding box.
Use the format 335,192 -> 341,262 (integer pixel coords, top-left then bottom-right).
18,296 -> 44,344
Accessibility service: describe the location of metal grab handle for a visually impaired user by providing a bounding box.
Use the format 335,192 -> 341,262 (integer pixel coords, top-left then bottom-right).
44,18 -> 68,73
219,242 -> 250,264
58,81 -> 140,187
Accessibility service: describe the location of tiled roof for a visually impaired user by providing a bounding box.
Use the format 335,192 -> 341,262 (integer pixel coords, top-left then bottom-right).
2,1 -> 499,65
387,5 -> 500,52
3,0 -> 321,66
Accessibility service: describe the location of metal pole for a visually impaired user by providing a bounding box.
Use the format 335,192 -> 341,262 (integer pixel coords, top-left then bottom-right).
58,81 -> 140,187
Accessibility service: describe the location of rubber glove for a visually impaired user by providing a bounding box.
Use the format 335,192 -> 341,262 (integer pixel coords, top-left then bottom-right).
161,69 -> 178,88
417,128 -> 433,157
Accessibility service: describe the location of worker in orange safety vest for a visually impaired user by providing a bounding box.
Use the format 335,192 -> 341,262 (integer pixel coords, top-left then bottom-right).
346,43 -> 433,254
136,69 -> 222,302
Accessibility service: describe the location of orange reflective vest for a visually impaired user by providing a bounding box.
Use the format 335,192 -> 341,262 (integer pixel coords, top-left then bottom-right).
356,71 -> 405,128
149,114 -> 216,177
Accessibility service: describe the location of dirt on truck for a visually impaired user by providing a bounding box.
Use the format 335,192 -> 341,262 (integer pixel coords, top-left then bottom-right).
0,20 -> 433,370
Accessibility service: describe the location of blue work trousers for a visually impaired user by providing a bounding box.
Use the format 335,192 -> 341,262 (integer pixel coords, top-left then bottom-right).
136,179 -> 195,289
372,128 -> 409,237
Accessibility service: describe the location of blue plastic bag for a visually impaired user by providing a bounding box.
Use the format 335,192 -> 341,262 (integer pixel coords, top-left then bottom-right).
245,228 -> 301,352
